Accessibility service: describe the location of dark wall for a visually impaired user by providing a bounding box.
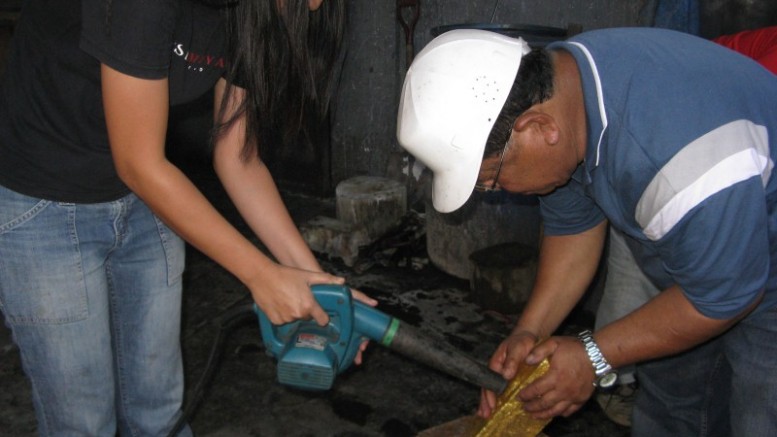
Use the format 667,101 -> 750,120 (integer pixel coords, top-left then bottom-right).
700,0 -> 777,39
167,0 -> 777,198
329,0 -> 648,200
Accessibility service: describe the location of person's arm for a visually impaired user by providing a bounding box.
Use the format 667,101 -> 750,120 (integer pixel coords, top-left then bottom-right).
516,220 -> 608,340
210,78 -> 375,363
100,65 -> 340,326
591,285 -> 761,369
517,284 -> 761,419
211,79 -> 322,271
478,219 -> 607,418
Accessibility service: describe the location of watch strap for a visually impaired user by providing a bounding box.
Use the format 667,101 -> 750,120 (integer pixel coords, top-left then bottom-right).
578,329 -> 613,380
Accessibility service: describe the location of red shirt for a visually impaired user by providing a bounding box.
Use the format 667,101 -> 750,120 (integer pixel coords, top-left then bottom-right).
713,26 -> 777,75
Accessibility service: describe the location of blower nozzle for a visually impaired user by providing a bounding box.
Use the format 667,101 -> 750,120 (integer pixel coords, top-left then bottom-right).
256,284 -> 506,394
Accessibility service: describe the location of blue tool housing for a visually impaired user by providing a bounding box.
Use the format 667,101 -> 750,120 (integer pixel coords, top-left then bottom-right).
256,284 -> 394,390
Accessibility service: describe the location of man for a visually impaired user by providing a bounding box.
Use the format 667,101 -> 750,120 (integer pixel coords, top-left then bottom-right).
593,24 -> 777,428
397,28 -> 777,436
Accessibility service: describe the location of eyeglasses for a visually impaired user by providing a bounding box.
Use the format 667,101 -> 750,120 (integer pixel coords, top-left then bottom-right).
474,140 -> 509,192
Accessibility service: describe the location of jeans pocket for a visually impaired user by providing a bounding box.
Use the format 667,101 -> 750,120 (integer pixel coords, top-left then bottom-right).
0,188 -> 88,325
153,216 -> 185,286
0,190 -> 50,234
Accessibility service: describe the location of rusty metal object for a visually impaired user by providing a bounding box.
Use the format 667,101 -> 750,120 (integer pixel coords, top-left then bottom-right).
476,358 -> 551,436
397,0 -> 420,68
418,415 -> 487,437
418,359 -> 552,437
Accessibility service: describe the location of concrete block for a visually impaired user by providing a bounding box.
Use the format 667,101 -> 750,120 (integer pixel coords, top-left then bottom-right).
299,216 -> 370,267
426,192 -> 540,279
336,176 -> 406,239
469,242 -> 538,312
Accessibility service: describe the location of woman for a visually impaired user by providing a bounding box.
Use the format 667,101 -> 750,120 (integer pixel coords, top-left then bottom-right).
0,0 -> 373,435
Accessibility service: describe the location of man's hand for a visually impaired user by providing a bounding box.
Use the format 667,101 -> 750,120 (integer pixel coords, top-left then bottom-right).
517,336 -> 596,419
478,329 -> 538,418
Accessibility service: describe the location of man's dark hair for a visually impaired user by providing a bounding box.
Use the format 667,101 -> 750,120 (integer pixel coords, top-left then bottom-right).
216,0 -> 346,160
483,47 -> 555,157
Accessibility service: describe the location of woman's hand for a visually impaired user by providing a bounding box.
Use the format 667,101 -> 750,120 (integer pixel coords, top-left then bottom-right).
250,268 -> 378,365
247,264 -> 344,326
478,329 -> 539,418
350,287 -> 378,307
349,287 -> 378,365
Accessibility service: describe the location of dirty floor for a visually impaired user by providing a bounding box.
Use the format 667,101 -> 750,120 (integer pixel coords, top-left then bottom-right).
0,154 -> 629,437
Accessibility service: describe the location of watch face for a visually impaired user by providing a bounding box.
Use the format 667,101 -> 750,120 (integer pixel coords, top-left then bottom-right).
598,372 -> 618,389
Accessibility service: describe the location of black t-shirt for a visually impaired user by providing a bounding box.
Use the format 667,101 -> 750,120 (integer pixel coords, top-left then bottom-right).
0,0 -> 227,203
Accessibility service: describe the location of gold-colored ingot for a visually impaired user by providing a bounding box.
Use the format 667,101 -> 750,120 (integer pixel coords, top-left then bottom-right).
474,358 -> 551,437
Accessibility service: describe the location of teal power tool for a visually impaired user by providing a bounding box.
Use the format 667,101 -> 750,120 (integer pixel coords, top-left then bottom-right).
256,284 -> 507,394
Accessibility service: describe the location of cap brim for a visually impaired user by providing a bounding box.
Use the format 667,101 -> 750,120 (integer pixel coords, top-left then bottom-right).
431,157 -> 481,213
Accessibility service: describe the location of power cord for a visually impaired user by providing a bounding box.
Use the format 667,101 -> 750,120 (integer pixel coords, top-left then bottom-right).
166,302 -> 258,437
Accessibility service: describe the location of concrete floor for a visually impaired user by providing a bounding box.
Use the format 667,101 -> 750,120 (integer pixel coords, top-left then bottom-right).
0,156 -> 628,436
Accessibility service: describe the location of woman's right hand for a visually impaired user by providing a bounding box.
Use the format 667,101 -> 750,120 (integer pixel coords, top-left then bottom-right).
247,263 -> 345,327
477,329 -> 539,419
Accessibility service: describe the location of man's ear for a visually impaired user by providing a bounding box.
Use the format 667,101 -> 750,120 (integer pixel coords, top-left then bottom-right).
513,111 -> 560,145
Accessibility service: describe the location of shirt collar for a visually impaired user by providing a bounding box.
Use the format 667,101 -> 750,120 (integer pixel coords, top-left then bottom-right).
555,42 -> 608,185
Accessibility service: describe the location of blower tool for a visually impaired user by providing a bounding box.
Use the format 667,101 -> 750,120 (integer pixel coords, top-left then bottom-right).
256,284 -> 507,393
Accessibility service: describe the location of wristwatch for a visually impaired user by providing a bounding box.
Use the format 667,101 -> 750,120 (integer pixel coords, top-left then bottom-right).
577,329 -> 618,389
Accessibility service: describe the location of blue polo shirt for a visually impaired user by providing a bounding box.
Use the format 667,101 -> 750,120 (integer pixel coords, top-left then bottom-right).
542,28 -> 777,319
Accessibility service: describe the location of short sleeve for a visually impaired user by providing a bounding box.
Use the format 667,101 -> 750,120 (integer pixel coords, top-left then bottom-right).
79,0 -> 178,79
652,178 -> 769,319
540,179 -> 606,236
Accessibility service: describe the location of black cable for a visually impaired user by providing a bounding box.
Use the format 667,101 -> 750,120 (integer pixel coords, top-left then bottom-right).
489,0 -> 500,23
166,303 -> 258,437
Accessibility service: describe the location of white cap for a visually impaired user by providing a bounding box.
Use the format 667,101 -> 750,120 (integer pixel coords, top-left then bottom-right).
396,29 -> 530,213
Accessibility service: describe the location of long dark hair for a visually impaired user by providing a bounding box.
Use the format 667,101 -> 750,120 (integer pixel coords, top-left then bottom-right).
218,0 -> 347,161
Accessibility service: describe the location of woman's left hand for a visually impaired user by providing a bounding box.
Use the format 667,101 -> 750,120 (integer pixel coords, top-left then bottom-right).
348,286 -> 378,365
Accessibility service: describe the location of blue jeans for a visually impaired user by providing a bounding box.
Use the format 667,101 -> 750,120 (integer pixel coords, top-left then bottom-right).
597,228 -> 777,435
0,185 -> 192,436
633,306 -> 777,437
